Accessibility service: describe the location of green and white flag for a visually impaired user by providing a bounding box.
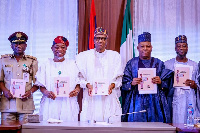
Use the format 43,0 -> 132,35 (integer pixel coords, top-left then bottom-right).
120,0 -> 134,69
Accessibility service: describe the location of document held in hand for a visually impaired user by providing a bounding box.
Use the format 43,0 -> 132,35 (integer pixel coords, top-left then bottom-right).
10,79 -> 26,98
174,66 -> 190,87
92,79 -> 109,95
138,68 -> 157,94
54,77 -> 70,97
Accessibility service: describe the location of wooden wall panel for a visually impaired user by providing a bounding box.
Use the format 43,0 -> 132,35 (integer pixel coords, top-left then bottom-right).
78,0 -> 133,53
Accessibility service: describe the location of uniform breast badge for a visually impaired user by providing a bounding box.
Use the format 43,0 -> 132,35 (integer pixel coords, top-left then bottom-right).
22,64 -> 30,82
58,71 -> 61,75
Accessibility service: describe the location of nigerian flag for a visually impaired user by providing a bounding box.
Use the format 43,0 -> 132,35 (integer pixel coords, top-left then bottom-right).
120,0 -> 134,69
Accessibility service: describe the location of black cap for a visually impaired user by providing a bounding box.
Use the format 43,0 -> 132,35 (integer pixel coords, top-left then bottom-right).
8,32 -> 28,43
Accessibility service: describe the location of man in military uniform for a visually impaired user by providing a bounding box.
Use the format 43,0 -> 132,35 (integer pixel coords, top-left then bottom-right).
0,31 -> 38,122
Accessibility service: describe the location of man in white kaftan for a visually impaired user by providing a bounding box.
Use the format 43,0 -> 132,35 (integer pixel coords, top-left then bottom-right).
76,27 -> 123,122
35,36 -> 79,121
165,35 -> 198,124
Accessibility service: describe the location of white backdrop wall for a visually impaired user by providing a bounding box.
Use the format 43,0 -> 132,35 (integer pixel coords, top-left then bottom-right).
134,0 -> 200,62
0,0 -> 78,114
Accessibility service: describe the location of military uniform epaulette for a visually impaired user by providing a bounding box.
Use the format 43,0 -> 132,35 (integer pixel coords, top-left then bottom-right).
1,54 -> 13,59
25,55 -> 37,61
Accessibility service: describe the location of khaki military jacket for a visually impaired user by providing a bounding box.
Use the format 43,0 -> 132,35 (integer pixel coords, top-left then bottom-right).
0,54 -> 38,113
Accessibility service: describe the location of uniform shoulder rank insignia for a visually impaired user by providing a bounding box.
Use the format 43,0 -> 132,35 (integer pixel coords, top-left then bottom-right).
1,54 -> 12,59
26,55 -> 37,61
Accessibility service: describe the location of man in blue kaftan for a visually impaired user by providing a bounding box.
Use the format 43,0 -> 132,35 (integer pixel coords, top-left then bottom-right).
121,32 -> 173,123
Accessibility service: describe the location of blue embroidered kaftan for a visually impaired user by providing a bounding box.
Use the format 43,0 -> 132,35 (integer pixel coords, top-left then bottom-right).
121,57 -> 173,123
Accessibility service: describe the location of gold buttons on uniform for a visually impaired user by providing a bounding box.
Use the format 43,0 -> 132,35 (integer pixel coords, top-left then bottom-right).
17,74 -> 20,76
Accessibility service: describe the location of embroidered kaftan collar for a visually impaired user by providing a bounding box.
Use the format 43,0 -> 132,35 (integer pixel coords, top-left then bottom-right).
94,48 -> 107,58
175,58 -> 189,65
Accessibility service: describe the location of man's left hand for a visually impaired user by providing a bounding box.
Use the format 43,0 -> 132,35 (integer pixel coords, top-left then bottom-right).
69,89 -> 80,97
185,79 -> 197,89
152,76 -> 161,84
21,90 -> 32,101
108,83 -> 115,95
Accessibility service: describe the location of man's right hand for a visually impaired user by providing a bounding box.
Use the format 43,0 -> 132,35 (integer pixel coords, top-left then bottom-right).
3,89 -> 13,100
86,83 -> 93,96
0,82 -> 13,100
43,90 -> 56,100
131,78 -> 142,86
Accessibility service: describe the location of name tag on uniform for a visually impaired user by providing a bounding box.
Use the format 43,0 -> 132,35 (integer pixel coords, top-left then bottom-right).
5,64 -> 13,67
23,73 -> 29,82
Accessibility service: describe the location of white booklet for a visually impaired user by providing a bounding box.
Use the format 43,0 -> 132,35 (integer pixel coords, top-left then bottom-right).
10,79 -> 26,98
54,77 -> 70,97
138,68 -> 157,94
173,64 -> 193,89
92,79 -> 109,95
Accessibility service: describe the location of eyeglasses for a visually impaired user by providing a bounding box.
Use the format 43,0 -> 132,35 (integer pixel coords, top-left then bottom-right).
94,37 -> 107,41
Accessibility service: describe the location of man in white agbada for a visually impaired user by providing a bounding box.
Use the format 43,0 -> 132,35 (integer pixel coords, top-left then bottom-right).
35,36 -> 80,121
165,35 -> 198,124
76,27 -> 123,122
